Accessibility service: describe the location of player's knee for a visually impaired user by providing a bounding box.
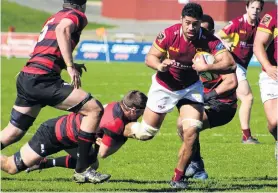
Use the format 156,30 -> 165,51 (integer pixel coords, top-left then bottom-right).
10,108 -> 35,132
243,93 -> 253,104
180,118 -> 202,142
130,121 -> 159,141
81,98 -> 104,119
12,151 -> 27,174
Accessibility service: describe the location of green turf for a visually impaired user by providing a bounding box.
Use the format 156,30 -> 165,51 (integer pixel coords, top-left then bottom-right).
1,58 -> 277,192
1,0 -> 114,32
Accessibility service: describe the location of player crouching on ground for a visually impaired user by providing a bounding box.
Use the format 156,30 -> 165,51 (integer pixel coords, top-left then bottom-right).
176,14 -> 238,181
1,90 -> 147,183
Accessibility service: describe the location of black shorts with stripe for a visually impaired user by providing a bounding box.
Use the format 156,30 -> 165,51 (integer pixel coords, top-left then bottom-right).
15,71 -> 73,107
28,117 -> 77,157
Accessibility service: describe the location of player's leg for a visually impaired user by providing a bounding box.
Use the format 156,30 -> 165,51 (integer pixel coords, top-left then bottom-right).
0,104 -> 41,150
263,99 -> 278,140
171,103 -> 203,188
46,78 -> 104,177
236,65 -> 258,144
26,147 -> 99,172
178,111 -> 209,180
1,142 -> 43,175
259,71 -> 278,158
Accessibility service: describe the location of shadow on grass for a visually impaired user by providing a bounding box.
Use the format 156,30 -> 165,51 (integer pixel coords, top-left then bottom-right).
2,176 -> 277,192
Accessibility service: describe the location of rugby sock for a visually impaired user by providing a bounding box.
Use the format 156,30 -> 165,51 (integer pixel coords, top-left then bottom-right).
52,155 -> 77,169
75,130 -> 96,173
269,126 -> 277,141
192,138 -> 202,162
242,128 -> 251,140
1,142 -> 5,150
172,168 -> 184,181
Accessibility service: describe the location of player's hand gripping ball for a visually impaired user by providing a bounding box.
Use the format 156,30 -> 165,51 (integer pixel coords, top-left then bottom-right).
193,52 -> 219,81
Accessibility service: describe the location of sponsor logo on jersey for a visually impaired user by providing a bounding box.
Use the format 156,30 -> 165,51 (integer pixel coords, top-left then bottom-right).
260,14 -> 272,27
169,46 -> 179,52
216,42 -> 225,51
157,31 -> 166,44
240,30 -> 247,34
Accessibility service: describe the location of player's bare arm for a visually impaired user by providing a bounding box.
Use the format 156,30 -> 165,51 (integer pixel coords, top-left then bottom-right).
56,18 -> 81,88
145,45 -> 174,72
193,51 -> 236,73
98,139 -> 125,158
214,73 -> 238,96
254,30 -> 277,80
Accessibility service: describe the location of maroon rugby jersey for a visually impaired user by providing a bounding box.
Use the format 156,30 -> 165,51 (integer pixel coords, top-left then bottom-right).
23,8 -> 87,74
154,24 -> 226,91
55,102 -> 129,147
257,9 -> 277,71
201,75 -> 237,108
219,14 -> 258,69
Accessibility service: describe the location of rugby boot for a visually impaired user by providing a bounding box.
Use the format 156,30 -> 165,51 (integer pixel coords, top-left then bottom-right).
170,178 -> 188,189
185,159 -> 208,180
242,136 -> 260,144
73,166 -> 111,184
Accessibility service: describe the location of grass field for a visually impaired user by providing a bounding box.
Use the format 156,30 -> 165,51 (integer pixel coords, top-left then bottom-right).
1,0 -> 114,32
1,58 -> 277,192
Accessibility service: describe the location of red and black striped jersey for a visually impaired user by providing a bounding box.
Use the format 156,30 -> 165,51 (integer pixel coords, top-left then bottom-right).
54,102 -> 130,147
201,75 -> 237,108
23,8 -> 87,75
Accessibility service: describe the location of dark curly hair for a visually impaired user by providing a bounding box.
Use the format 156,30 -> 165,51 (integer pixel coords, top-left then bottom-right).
181,3 -> 203,20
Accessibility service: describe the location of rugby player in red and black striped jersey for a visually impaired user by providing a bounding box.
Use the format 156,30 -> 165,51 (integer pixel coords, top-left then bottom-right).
177,14 -> 238,180
1,91 -> 147,183
0,0 -> 105,183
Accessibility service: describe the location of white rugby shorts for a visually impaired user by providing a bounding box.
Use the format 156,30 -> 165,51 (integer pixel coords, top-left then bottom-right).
259,71 -> 278,103
146,74 -> 204,113
236,63 -> 247,83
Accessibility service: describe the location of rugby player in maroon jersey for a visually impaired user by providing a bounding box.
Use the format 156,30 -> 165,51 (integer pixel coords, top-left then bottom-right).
253,9 -> 278,159
0,0 -> 105,183
177,14 -> 238,180
1,90 -> 147,183
218,0 -> 264,144
124,3 -> 236,189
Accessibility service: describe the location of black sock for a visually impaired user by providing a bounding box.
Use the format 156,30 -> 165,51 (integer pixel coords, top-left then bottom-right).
53,155 -> 77,169
270,126 -> 277,141
75,130 -> 95,173
1,142 -> 5,150
192,137 -> 202,162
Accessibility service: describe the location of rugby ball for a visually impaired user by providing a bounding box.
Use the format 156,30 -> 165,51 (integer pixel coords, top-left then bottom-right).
194,52 -> 218,81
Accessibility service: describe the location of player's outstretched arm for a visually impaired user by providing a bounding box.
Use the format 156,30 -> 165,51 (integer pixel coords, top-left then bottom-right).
254,30 -> 277,80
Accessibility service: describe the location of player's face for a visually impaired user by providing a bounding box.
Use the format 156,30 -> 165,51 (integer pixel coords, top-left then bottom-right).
201,22 -> 215,34
246,1 -> 262,20
181,16 -> 201,40
129,109 -> 144,121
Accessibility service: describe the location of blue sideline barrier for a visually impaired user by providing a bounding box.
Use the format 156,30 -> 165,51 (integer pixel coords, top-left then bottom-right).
75,40 -> 261,66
